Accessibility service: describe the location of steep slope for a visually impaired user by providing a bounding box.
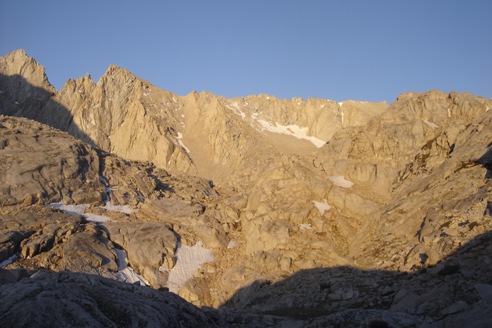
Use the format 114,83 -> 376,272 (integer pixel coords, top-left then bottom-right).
351,106 -> 492,271
0,49 -> 386,183
0,49 -> 56,113
57,65 -> 197,174
0,116 -> 227,288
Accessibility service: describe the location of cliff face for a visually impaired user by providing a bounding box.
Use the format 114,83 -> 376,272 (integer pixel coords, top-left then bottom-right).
1,49 -> 492,326
0,50 -> 387,180
0,50 -> 57,123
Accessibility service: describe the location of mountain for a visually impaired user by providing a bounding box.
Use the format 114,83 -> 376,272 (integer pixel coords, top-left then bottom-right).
0,50 -> 388,181
1,49 -> 492,326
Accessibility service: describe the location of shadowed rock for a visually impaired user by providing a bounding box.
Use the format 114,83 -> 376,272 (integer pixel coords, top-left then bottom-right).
0,271 -> 218,328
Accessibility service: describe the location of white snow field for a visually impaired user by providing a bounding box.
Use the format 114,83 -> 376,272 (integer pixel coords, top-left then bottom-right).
226,101 -> 327,148
165,241 -> 215,293
114,248 -> 149,286
312,200 -> 332,215
328,176 -> 354,188
176,132 -> 191,153
256,119 -> 327,148
47,203 -> 111,223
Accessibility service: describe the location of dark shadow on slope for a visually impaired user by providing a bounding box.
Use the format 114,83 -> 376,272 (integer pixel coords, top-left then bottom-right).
475,145 -> 492,179
220,231 -> 492,325
0,270 -> 218,327
0,73 -> 95,146
1,227 -> 491,327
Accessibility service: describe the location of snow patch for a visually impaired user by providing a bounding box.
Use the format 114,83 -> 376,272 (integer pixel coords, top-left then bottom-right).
114,248 -> 148,286
227,240 -> 238,249
225,100 -> 326,148
47,203 -> 111,223
0,254 -> 17,268
99,176 -> 137,215
102,203 -> 134,215
256,119 -> 326,148
313,200 -> 331,215
83,213 -> 110,223
299,223 -> 312,231
48,203 -> 87,216
422,119 -> 439,129
166,241 -> 214,294
176,132 -> 190,153
328,176 -> 354,188
226,102 -> 246,120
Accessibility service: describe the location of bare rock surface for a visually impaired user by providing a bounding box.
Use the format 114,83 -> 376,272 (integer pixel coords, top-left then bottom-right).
0,206 -> 119,278
0,116 -> 104,206
1,49 -> 492,326
106,222 -> 178,288
222,231 -> 492,327
0,271 -> 218,328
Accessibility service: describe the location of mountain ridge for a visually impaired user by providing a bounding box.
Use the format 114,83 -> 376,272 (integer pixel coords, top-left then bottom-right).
0,49 -> 391,183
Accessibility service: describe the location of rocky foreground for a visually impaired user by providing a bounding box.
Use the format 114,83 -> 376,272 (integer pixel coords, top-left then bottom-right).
1,49 -> 492,327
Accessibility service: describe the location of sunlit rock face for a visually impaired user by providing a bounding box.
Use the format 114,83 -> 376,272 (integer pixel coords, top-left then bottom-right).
1,49 -> 492,327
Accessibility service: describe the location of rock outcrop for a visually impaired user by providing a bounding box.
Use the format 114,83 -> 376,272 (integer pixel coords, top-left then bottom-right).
222,230 -> 492,328
0,116 -> 104,207
1,49 -> 492,326
0,270 -> 218,328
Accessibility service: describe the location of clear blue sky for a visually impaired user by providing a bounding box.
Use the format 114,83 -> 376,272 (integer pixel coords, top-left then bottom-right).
1,1 -> 491,102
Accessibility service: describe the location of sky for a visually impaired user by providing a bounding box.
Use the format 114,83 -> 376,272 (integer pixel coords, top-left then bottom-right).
1,1 -> 491,103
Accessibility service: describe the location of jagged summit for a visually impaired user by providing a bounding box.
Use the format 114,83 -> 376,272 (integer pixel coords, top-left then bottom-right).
0,49 -> 390,180
1,49 -> 492,326
96,63 -> 141,85
0,49 -> 55,93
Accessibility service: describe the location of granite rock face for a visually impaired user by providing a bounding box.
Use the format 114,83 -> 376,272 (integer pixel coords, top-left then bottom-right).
1,49 -> 492,326
223,231 -> 492,327
0,271 -> 218,328
106,222 -> 178,288
0,116 -> 104,206
0,49 -> 386,180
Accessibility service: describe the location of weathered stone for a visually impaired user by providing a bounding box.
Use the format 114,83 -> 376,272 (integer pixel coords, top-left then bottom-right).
0,271 -> 218,327
1,50 -> 492,326
106,222 -> 178,288
0,116 -> 105,206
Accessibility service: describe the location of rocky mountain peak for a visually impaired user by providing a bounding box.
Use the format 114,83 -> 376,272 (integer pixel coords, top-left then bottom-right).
0,49 -> 55,93
98,63 -> 137,84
